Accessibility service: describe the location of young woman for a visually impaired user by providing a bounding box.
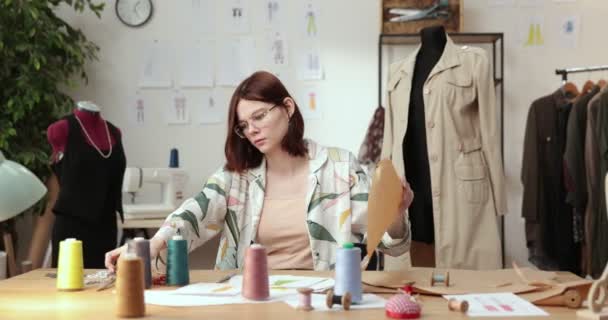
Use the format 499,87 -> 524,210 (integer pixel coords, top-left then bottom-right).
105,71 -> 413,272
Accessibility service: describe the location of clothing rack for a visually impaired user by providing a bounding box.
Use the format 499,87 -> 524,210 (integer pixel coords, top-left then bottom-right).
555,65 -> 608,82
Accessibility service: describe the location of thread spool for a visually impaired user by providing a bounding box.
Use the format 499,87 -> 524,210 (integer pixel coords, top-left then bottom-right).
430,271 -> 450,287
242,244 -> 269,300
169,148 -> 179,168
129,238 -> 152,289
116,253 -> 145,318
326,289 -> 352,310
448,298 -> 469,312
0,251 -> 6,280
296,287 -> 314,311
166,235 -> 189,286
335,242 -> 362,303
56,238 -> 84,291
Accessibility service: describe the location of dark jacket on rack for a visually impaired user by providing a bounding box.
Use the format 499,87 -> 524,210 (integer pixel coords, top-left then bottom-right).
565,86 -> 599,210
592,88 -> 608,277
583,89 -> 603,276
521,89 -> 579,274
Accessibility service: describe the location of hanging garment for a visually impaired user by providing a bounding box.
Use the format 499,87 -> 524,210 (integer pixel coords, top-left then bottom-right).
522,89 -> 580,274
583,89 -> 604,276
381,36 -> 506,269
51,114 -> 126,268
357,106 -> 385,167
592,89 -> 608,277
564,86 -> 600,244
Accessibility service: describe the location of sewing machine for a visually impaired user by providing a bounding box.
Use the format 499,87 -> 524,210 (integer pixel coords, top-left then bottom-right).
122,167 -> 188,220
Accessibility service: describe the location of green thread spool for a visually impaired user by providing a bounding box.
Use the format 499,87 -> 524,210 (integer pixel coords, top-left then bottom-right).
166,235 -> 189,286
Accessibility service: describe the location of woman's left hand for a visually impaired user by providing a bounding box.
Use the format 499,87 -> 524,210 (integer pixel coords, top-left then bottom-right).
387,177 -> 413,238
399,177 -> 414,213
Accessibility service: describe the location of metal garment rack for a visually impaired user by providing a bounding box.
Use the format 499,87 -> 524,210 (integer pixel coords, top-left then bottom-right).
378,32 -> 506,267
556,65 -> 608,82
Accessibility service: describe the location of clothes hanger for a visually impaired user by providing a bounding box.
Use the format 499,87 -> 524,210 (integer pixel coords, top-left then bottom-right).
598,71 -> 607,88
561,80 -> 580,99
580,71 -> 595,96
76,101 -> 101,113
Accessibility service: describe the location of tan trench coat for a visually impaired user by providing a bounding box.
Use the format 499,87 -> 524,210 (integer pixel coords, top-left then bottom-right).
381,36 -> 507,270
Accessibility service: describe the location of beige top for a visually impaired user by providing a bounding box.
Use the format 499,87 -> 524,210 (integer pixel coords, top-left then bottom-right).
256,196 -> 314,270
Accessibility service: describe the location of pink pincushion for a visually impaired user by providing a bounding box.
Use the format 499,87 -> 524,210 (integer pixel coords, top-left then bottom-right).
385,293 -> 421,319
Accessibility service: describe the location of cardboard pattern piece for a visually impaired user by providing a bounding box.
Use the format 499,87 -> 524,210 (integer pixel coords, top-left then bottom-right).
362,268 -> 559,296
365,160 -> 403,267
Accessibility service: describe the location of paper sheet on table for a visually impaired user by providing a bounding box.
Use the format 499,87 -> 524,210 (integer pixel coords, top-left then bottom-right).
146,289 -> 291,307
172,283 -> 240,296
283,293 -> 386,311
365,159 -> 402,264
443,293 -> 549,317
229,275 -> 334,293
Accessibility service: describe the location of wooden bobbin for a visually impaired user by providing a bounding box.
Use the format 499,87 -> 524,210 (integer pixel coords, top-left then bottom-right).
430,271 -> 450,287
563,289 -> 582,309
296,287 -> 314,311
448,298 -> 469,312
326,289 -> 352,311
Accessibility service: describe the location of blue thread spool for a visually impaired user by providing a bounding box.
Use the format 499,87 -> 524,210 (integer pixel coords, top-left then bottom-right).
169,148 -> 179,168
167,235 -> 189,286
334,242 -> 362,303
430,271 -> 450,287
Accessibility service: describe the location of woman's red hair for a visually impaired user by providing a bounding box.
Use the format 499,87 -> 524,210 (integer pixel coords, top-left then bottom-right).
225,71 -> 307,172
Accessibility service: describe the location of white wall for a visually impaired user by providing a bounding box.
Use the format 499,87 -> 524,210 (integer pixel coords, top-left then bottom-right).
49,0 -> 608,269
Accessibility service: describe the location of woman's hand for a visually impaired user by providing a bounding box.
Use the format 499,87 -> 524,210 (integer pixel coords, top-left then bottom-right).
387,177 -> 414,238
399,177 -> 414,212
104,245 -> 126,272
104,237 -> 165,272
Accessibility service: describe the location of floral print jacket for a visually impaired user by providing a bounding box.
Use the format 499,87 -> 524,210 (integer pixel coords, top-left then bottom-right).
153,140 -> 410,271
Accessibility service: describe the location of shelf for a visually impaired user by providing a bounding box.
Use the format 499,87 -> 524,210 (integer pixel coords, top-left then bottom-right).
381,33 -> 503,45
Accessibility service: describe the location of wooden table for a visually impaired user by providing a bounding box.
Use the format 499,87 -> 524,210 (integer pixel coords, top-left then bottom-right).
0,269 -> 583,319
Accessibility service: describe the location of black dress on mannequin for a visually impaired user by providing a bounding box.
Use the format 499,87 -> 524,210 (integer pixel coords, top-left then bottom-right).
403,26 -> 446,245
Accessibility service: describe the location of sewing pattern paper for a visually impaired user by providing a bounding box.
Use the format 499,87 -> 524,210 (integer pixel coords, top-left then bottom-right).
166,91 -> 190,125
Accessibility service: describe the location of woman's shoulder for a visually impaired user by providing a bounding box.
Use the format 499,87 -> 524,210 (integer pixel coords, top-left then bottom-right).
307,139 -> 356,165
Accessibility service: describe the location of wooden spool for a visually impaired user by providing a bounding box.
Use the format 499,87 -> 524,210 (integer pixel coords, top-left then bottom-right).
448,298 -> 469,312
326,289 -> 352,311
431,271 -> 450,287
563,289 -> 582,309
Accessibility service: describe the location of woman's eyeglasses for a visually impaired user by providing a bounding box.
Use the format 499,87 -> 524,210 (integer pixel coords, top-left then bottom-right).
234,104 -> 280,138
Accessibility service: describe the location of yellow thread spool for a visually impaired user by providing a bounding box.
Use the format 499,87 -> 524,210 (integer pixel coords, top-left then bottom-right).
116,253 -> 145,318
56,238 -> 84,291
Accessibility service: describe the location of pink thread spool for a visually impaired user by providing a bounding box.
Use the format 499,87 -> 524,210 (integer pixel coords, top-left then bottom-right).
297,287 -> 314,311
242,244 -> 269,300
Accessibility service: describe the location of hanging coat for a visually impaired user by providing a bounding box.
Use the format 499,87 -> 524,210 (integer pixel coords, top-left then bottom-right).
381,36 -> 506,270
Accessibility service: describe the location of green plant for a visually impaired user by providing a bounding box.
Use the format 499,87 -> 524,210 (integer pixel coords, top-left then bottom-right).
0,0 -> 104,182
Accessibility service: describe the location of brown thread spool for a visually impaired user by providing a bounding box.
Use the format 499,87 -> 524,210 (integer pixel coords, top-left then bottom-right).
326,289 -> 352,310
116,253 -> 145,318
242,244 -> 269,301
296,287 -> 314,311
448,298 -> 469,312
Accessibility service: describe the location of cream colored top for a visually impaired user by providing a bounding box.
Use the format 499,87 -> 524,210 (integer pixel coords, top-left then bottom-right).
256,196 -> 314,270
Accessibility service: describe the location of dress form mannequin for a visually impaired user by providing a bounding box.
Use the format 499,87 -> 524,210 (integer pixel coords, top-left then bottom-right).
403,26 -> 446,267
46,101 -> 126,268
47,101 -> 119,163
